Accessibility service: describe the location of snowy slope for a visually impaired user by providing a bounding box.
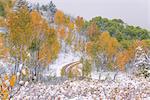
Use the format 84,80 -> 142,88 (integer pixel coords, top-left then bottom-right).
44,41 -> 82,77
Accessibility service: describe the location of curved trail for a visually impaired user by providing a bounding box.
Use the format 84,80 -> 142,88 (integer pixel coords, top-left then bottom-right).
61,61 -> 82,75
62,61 -> 80,69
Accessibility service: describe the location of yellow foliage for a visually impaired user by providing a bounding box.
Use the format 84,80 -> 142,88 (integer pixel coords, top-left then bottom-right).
99,32 -> 120,57
68,21 -> 75,31
85,42 -> 94,57
39,39 -> 60,66
51,41 -> 60,59
64,16 -> 70,26
87,22 -> 99,37
30,10 -> 49,41
0,17 -> 6,27
7,6 -> 32,47
9,74 -> 16,87
86,32 -> 120,69
39,44 -> 52,66
75,16 -> 84,32
54,10 -> 65,25
0,75 -> 10,100
0,35 -> 9,58
116,51 -> 129,71
57,27 -> 67,39
0,74 -> 18,99
1,88 -> 9,100
4,74 -> 9,81
116,40 -> 146,71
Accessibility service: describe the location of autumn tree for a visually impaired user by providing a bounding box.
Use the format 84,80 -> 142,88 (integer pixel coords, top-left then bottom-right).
75,16 -> 84,32
7,6 -> 32,72
68,21 -> 75,31
86,22 -> 100,40
64,16 -> 70,26
57,27 -> 67,39
29,10 -> 60,80
54,10 -> 65,25
0,35 -> 9,58
39,28 -> 60,66
116,40 -> 149,71
7,6 -> 60,81
86,32 -> 120,71
99,32 -> 120,57
0,74 -> 17,99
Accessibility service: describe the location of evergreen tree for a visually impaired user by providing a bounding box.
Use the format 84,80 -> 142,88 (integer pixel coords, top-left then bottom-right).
133,46 -> 150,78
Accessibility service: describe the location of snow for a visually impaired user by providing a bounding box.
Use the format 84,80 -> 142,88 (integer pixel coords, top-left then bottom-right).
26,0 -> 52,5
0,27 -> 7,34
12,73 -> 150,99
0,60 -> 14,75
44,41 -> 82,77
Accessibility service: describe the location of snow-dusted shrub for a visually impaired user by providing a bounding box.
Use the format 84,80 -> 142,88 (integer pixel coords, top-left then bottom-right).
82,59 -> 92,77
135,65 -> 150,78
133,46 -> 150,78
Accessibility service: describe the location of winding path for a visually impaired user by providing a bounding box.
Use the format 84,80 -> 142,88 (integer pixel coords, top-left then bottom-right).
61,61 -> 82,75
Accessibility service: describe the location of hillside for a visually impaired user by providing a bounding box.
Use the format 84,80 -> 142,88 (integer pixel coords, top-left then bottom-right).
0,0 -> 150,100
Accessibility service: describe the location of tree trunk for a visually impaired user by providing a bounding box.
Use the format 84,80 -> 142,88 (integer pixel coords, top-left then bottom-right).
20,45 -> 23,66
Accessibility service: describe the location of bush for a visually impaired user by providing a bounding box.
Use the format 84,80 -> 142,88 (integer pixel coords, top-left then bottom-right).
61,68 -> 65,77
136,65 -> 150,78
82,59 -> 92,77
68,70 -> 73,79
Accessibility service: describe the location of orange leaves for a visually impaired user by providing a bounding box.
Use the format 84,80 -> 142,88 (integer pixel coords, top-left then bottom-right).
116,40 -> 146,71
0,74 -> 17,99
57,26 -> 74,41
99,32 -> 110,45
9,74 -> 16,87
75,16 -> 84,32
4,74 -> 9,81
68,21 -> 75,31
116,45 -> 136,71
107,37 -> 120,57
29,10 -> 60,66
57,27 -> 66,39
85,42 -> 94,57
6,8 -> 60,82
64,16 -> 70,26
86,32 -> 120,70
0,17 -> 6,27
87,22 -> 99,37
99,32 -> 120,57
0,87 -> 9,100
54,10 -> 75,31
0,35 -> 9,58
39,44 -> 52,66
7,6 -> 31,47
51,41 -> 60,58
30,11 -> 42,25
30,10 -> 48,29
39,41 -> 60,66
30,10 -> 49,40
54,10 -> 65,25
116,51 -> 129,71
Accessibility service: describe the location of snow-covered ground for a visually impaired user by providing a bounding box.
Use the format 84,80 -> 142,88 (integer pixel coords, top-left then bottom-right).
12,72 -> 150,100
0,60 -> 14,75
